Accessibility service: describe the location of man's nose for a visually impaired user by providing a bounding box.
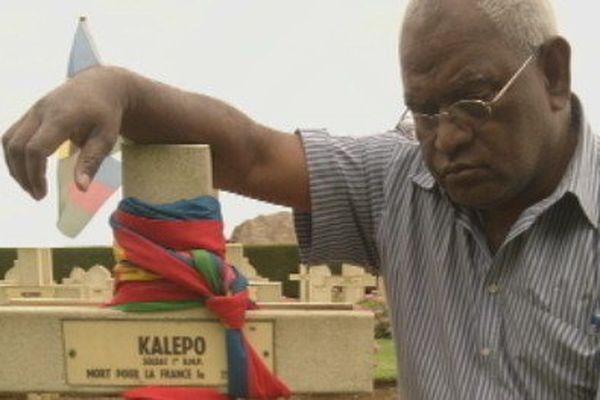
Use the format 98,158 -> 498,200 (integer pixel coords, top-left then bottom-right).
433,115 -> 474,155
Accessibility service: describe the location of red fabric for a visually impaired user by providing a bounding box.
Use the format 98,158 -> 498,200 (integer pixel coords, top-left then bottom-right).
246,338 -> 293,399
206,291 -> 251,329
116,210 -> 225,256
123,386 -> 229,400
113,203 -> 292,399
114,228 -> 213,295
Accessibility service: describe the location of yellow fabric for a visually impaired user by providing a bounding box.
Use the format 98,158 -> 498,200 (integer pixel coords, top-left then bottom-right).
114,262 -> 161,281
56,140 -> 74,159
113,242 -> 161,282
113,242 -> 126,262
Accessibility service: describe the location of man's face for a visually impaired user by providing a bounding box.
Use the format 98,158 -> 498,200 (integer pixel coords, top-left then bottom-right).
400,5 -> 561,211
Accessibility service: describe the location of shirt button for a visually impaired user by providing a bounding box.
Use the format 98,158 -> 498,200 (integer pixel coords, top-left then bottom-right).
487,283 -> 500,294
480,347 -> 493,357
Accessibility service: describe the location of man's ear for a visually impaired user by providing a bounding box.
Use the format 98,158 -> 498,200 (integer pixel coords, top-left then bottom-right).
539,36 -> 571,111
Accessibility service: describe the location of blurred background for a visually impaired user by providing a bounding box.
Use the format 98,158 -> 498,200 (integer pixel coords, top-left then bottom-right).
0,0 -> 596,247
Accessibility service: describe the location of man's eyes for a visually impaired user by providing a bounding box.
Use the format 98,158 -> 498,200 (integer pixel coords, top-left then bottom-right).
462,90 -> 494,101
408,82 -> 496,114
459,80 -> 499,100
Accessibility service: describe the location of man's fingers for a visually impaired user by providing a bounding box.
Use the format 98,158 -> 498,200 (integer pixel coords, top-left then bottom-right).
25,118 -> 86,199
3,113 -> 41,198
2,112 -> 28,175
74,122 -> 119,191
24,125 -> 53,200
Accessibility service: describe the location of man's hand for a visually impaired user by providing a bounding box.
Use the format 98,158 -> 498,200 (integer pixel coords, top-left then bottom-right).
2,66 -> 129,200
3,65 -> 310,210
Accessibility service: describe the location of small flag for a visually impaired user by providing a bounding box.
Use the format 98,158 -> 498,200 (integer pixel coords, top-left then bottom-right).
57,17 -> 122,238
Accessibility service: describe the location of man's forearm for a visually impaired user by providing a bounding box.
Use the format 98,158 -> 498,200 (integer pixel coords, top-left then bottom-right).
119,68 -> 310,209
2,65 -> 310,209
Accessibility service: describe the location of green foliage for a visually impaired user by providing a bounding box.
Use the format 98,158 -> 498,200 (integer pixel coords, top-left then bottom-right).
242,244 -> 344,298
357,293 -> 392,339
0,248 -> 17,277
242,244 -> 301,297
375,338 -> 398,382
52,247 -> 115,281
0,244 -> 329,300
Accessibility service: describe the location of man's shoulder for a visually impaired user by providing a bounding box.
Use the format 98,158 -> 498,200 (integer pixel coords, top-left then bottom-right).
297,127 -> 426,184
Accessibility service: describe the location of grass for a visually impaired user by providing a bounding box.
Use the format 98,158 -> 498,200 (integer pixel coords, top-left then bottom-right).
375,338 -> 398,383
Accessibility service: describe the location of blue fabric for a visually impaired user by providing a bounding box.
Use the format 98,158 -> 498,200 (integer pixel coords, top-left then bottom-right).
227,329 -> 248,398
120,196 -> 222,221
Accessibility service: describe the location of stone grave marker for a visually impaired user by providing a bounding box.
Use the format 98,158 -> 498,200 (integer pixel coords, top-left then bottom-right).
0,248 -> 57,302
307,265 -> 334,302
16,248 -> 54,286
3,266 -> 18,283
225,243 -> 264,281
225,242 -> 283,302
289,264 -> 310,301
290,264 -> 377,304
83,265 -> 114,300
0,144 -> 374,396
339,264 -> 377,304
62,267 -> 86,285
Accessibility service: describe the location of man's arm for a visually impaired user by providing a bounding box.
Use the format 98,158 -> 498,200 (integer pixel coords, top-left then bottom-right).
2,66 -> 310,211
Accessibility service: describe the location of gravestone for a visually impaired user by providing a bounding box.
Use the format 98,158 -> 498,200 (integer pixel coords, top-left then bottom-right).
15,248 -> 54,286
225,243 -> 264,281
58,265 -> 113,301
3,265 -> 18,283
62,267 -> 86,285
307,265 -> 334,302
0,248 -> 114,304
225,242 -> 283,302
0,248 -> 57,302
290,264 -> 377,304
377,276 -> 387,303
339,264 -> 377,304
289,264 -> 310,301
0,144 -> 374,395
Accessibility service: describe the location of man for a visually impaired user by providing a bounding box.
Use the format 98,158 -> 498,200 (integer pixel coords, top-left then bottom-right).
3,0 -> 599,398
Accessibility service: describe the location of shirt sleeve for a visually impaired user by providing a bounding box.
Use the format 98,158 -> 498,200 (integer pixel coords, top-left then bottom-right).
293,129 -> 406,270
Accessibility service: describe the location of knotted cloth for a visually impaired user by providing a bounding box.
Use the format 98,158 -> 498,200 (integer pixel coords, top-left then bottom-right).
108,196 -> 291,400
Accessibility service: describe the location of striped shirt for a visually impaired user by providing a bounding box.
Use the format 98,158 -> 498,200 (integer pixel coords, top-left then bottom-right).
293,97 -> 600,400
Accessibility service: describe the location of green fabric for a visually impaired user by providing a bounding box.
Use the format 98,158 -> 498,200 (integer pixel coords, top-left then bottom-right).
192,249 -> 223,294
112,300 -> 204,312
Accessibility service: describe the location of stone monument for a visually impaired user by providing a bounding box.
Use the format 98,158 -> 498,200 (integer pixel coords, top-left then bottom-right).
225,242 -> 283,302
0,248 -> 113,305
290,264 -> 377,304
0,144 -> 374,396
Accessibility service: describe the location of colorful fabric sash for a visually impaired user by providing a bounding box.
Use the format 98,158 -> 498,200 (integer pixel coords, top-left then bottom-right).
108,196 -> 291,399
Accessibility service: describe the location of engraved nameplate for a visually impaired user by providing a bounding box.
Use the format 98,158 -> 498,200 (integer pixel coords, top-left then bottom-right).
63,319 -> 274,386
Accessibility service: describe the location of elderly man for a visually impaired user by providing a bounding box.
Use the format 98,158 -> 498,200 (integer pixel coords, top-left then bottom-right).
3,0 -> 598,398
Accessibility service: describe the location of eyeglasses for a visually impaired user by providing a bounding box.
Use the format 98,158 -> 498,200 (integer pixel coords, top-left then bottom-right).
400,47 -> 540,135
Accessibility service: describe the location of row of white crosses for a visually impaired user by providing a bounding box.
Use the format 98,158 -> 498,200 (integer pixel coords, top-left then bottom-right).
290,264 -> 378,304
0,248 -> 113,304
0,247 -> 380,305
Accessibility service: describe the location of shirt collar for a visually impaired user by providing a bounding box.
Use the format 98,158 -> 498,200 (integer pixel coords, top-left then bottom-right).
409,95 -> 600,228
410,167 -> 436,190
553,96 -> 599,228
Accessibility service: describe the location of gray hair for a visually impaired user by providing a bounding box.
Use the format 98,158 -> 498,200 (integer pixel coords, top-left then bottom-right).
404,0 -> 559,56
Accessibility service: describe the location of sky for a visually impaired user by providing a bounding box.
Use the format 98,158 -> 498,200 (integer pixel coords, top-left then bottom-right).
0,1 -> 598,247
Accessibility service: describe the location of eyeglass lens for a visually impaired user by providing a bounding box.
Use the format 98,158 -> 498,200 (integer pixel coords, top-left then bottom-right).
413,100 -> 492,132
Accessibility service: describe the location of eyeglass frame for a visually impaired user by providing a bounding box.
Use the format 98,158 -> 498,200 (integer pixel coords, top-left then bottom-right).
399,46 -> 542,134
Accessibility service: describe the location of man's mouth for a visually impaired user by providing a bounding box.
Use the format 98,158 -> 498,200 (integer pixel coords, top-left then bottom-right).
440,164 -> 488,181
442,163 -> 475,176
